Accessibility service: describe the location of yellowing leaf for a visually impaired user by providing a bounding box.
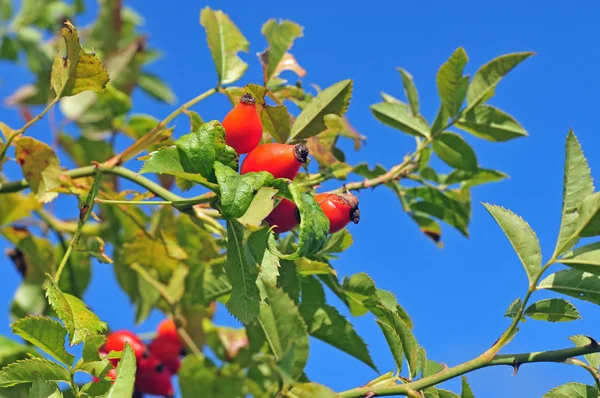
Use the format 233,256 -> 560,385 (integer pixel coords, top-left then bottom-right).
51,20 -> 110,97
15,137 -> 61,203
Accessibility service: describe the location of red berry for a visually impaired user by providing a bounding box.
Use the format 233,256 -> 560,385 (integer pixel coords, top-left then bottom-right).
157,319 -> 181,346
135,365 -> 174,397
92,368 -> 117,383
162,356 -> 181,374
137,352 -> 162,375
222,93 -> 263,155
240,143 -> 309,180
149,335 -> 182,365
314,193 -> 360,234
265,198 -> 299,233
101,331 -> 146,367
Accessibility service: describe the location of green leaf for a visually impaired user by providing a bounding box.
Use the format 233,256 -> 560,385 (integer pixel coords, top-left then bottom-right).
15,137 -> 61,203
0,193 -> 40,226
261,19 -> 303,83
560,242 -> 600,275
0,0 -> 11,21
432,132 -> 477,171
100,343 -> 136,398
258,283 -> 309,379
543,382 -> 598,398
224,220 -> 261,324
295,258 -> 336,276
559,192 -> 600,252
138,72 -> 176,104
251,227 -> 281,299
465,52 -> 533,110
456,105 -> 528,142
11,316 -> 74,366
554,131 -> 595,256
0,36 -> 19,61
504,298 -> 522,319
238,187 -> 278,226
523,298 -> 580,322
267,183 -> 329,259
437,47 -> 469,117
438,390 -> 460,398
569,335 -> 600,369
376,320 -> 404,373
200,7 -> 249,85
179,354 -> 218,397
82,335 -> 105,363
370,102 -> 430,137
262,104 -> 291,143
287,382 -> 341,398
290,80 -> 352,141
215,162 -> 273,219
406,187 -> 470,236
51,21 -> 110,97
174,120 -> 239,180
538,269 -> 600,306
300,302 -> 377,371
0,358 -> 70,387
45,279 -> 107,346
29,377 -> 62,398
461,376 -> 474,398
397,68 -> 419,116
186,260 -> 231,306
375,306 -> 421,378
483,204 -> 542,285
445,168 -> 507,188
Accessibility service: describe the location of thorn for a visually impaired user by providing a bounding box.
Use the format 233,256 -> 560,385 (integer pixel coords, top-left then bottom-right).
365,391 -> 377,398
585,336 -> 599,347
441,362 -> 449,371
511,362 -> 520,376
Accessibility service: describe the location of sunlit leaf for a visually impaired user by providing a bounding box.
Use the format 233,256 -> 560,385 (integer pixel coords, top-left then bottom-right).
262,104 -> 291,143
287,382 -> 340,397
432,132 -> 477,171
397,68 -> 419,116
0,358 -> 70,387
437,47 -> 469,117
260,19 -> 303,83
504,298 -> 522,319
200,7 -> 249,85
559,242 -> 600,275
51,21 -> 110,97
11,316 -> 74,366
538,269 -> 600,306
483,204 -> 541,284
215,162 -> 273,219
371,101 -> 429,137
523,298 -> 581,322
100,343 -> 136,398
569,335 -> 600,369
461,376 -> 474,398
457,105 -> 528,142
543,382 -> 598,398
15,137 -> 61,203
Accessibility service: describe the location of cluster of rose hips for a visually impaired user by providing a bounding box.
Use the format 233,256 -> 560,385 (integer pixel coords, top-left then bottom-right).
223,93 -> 360,234
97,319 -> 183,397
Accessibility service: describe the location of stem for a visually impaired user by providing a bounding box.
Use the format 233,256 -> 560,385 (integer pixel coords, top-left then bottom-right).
567,358 -> 600,389
35,209 -> 106,236
338,344 -> 600,397
54,245 -> 73,282
0,97 -> 59,163
95,198 -> 174,206
105,87 -> 217,166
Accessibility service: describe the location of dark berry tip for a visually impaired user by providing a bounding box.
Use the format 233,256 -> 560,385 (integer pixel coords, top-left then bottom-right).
240,93 -> 256,105
293,143 -> 309,163
155,363 -> 164,373
294,207 -> 301,223
350,208 -> 360,224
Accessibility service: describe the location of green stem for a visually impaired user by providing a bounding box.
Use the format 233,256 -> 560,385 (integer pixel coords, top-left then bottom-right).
35,209 -> 105,236
567,358 -> 600,389
0,97 -> 59,163
95,198 -> 174,206
338,344 -> 600,397
54,245 -> 73,283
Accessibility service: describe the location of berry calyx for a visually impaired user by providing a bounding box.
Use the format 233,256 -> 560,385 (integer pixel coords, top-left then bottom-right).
241,143 -> 309,180
314,193 -> 360,234
222,93 -> 263,155
265,198 -> 300,233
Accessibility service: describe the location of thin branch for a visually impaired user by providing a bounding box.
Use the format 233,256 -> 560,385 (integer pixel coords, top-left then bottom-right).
338,344 -> 600,397
566,358 -> 600,390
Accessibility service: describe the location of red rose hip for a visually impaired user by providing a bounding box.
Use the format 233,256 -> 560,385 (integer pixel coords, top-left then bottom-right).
240,143 -> 309,180
265,198 -> 299,233
314,193 -> 360,234
222,93 -> 263,155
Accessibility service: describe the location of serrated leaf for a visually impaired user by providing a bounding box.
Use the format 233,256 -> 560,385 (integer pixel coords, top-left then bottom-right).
376,320 -> 404,373
0,358 -> 70,387
82,335 -> 105,363
224,220 -> 261,324
543,382 -> 598,398
461,376 -> 474,398
371,102 -> 430,137
406,187 -> 470,237
262,104 -> 291,143
267,183 -> 329,259
200,7 -> 248,85
290,80 -> 352,141
11,316 -> 74,366
51,21 -> 109,97
523,298 -> 580,322
215,162 -> 273,219
29,377 -> 62,398
432,132 -> 477,171
569,335 -> 600,369
445,168 -> 507,188
397,68 -> 419,116
250,227 -> 280,300
100,343 -> 136,398
138,72 -> 176,104
504,298 -> 522,319
45,279 -> 107,346
437,47 -> 469,117
465,52 -> 533,110
457,105 -> 528,142
299,302 -> 377,371
15,137 -> 61,203
295,258 -> 336,276
560,192 -> 600,252
483,204 -> 542,285
375,306 -> 421,378
560,242 -> 600,275
538,269 -> 600,306
554,131 -> 595,256
438,390 -> 460,398
261,19 -> 303,83
258,283 -> 309,379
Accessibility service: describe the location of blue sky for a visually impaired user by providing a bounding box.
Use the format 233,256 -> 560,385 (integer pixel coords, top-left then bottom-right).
2,1 -> 600,397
